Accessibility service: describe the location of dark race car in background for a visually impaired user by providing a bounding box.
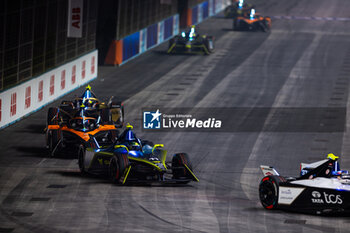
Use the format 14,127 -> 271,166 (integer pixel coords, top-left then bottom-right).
259,153 -> 350,215
233,8 -> 271,32
45,85 -> 124,157
167,25 -> 214,55
224,0 -> 254,18
78,123 -> 199,185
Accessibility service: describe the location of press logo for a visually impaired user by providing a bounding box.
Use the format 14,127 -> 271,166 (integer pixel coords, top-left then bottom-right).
143,109 -> 162,129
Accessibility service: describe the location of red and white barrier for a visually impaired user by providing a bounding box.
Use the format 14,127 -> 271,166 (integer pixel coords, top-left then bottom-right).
0,50 -> 98,129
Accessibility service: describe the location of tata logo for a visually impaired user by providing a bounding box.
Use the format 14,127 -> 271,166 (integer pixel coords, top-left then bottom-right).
311,191 -> 343,204
312,191 -> 321,198
143,110 -> 161,129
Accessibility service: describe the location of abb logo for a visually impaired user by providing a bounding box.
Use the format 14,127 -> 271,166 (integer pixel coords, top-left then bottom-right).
38,80 -> 43,102
25,86 -> 31,109
82,60 -> 86,79
61,70 -> 66,90
91,56 -> 95,74
71,7 -> 81,29
72,65 -> 76,84
10,93 -> 16,116
50,75 -> 55,96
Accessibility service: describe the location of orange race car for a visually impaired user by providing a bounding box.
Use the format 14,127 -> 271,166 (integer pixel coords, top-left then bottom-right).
233,8 -> 271,32
45,85 -> 123,157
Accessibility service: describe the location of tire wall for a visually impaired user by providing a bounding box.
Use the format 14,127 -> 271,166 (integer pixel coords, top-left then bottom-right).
0,50 -> 98,130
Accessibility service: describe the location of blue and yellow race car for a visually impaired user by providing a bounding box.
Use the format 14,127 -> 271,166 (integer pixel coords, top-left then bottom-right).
167,25 -> 214,55
78,123 -> 199,185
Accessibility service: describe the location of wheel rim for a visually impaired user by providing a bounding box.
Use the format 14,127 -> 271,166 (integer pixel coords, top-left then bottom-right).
259,181 -> 277,208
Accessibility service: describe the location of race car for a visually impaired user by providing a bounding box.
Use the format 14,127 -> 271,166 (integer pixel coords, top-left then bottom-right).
59,85 -> 124,126
233,8 -> 271,32
224,0 -> 254,18
167,25 -> 214,55
259,153 -> 350,215
78,123 -> 199,185
45,85 -> 124,157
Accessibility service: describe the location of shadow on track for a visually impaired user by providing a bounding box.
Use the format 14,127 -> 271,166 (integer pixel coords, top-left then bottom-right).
15,146 -> 77,159
18,124 -> 46,134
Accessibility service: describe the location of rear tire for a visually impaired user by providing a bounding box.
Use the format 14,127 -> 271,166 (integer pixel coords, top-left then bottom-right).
109,153 -> 130,184
78,144 -> 86,174
100,108 -> 110,124
172,153 -> 193,182
233,19 -> 239,31
204,38 -> 214,54
47,107 -> 59,125
259,175 -> 281,210
168,38 -> 175,53
111,102 -> 124,128
47,130 -> 59,157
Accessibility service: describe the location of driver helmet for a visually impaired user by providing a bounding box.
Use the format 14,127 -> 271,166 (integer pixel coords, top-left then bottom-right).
189,25 -> 196,38
250,8 -> 256,19
119,123 -> 141,150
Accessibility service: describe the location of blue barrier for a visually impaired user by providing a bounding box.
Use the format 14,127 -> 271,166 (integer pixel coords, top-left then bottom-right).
192,6 -> 198,25
202,2 -> 209,19
123,32 -> 140,61
147,23 -> 158,49
164,17 -> 173,40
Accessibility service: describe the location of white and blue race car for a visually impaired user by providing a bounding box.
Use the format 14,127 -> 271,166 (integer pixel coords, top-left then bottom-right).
259,153 -> 350,215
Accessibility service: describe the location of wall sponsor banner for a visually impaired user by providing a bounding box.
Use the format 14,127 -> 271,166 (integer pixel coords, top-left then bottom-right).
67,0 -> 84,38
0,50 -> 97,129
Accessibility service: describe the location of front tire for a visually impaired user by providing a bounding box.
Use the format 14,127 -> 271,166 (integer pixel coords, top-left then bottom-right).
259,175 -> 281,210
47,107 -> 59,125
172,153 -> 193,182
109,153 -> 130,184
78,144 -> 86,174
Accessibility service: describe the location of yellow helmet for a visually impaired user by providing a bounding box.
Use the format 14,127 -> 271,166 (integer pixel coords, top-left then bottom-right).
126,123 -> 133,130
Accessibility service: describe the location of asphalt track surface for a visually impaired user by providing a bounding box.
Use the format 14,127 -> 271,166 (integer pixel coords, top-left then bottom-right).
2,0 -> 350,232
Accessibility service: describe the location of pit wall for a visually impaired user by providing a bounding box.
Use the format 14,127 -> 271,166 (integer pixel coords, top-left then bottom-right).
105,0 -> 227,66
0,50 -> 98,130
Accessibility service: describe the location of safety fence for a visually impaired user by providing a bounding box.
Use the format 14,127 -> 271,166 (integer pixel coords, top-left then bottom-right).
0,50 -> 98,129
105,0 -> 227,66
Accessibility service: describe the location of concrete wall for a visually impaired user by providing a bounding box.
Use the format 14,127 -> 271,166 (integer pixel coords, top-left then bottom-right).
0,50 -> 98,129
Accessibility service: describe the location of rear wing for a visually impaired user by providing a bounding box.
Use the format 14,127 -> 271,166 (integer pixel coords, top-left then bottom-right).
260,165 -> 280,176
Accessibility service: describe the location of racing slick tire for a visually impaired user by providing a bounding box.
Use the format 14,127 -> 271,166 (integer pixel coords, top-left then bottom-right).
109,153 -> 130,185
261,20 -> 270,32
110,101 -> 124,128
204,38 -> 214,54
78,144 -> 87,175
100,108 -> 111,124
168,38 -> 175,53
47,129 -> 59,157
47,107 -> 59,125
172,153 -> 193,183
259,175 -> 282,210
233,19 -> 240,31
